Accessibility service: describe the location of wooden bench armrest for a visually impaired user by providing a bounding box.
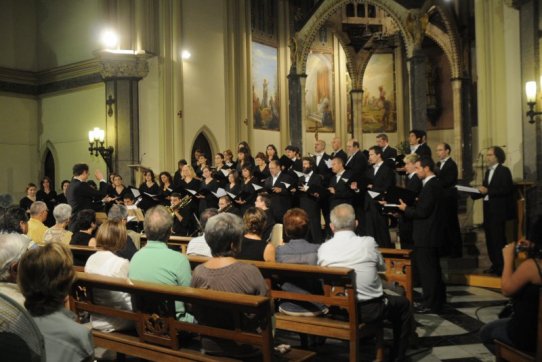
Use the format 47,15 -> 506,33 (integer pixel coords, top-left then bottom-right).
495,339 -> 534,362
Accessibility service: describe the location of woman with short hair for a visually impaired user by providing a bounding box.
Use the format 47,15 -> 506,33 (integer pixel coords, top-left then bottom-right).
191,212 -> 268,358
84,220 -> 133,332
44,203 -> 73,244
18,242 -> 94,362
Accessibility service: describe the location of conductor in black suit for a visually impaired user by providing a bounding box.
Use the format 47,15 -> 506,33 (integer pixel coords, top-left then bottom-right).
66,163 -> 111,230
435,143 -> 462,257
474,146 -> 514,275
264,160 -> 293,223
398,157 -> 446,313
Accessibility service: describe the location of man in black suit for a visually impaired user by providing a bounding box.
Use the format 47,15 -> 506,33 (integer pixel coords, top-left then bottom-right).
313,139 -> 332,238
285,145 -> 303,184
435,143 -> 462,257
345,139 -> 369,184
264,160 -> 293,223
66,163 -> 111,231
475,146 -> 514,275
330,137 -> 347,164
409,129 -> 432,157
376,133 -> 397,169
327,157 -> 354,211
397,154 -> 422,249
362,146 -> 395,247
295,157 -> 323,243
398,157 -> 446,313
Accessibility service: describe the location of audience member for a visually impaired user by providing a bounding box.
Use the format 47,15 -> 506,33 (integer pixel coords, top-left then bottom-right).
70,209 -> 97,246
26,201 -> 48,245
0,232 -> 30,305
186,208 -> 219,257
480,217 -> 542,355
254,192 -> 275,242
107,204 -> 139,259
85,220 -> 133,332
191,212 -> 268,358
318,204 -> 413,361
44,203 -> 73,245
276,208 -> 326,317
129,205 -> 193,322
0,206 -> 29,235
237,207 -> 275,262
18,242 -> 94,362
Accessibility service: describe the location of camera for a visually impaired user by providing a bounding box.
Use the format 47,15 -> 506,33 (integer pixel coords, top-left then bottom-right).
515,243 -> 529,254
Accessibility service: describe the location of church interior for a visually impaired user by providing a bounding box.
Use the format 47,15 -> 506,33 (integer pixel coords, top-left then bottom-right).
1,0 -> 542,361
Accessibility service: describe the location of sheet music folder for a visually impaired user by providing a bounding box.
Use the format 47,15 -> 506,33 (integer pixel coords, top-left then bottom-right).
385,186 -> 417,206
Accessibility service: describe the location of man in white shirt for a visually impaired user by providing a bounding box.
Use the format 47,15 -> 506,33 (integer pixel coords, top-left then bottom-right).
186,208 -> 219,257
318,204 -> 413,361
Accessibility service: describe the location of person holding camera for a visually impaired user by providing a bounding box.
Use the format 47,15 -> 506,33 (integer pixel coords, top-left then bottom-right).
480,216 -> 542,355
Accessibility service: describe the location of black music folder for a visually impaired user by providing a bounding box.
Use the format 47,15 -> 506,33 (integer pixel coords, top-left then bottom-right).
385,186 -> 417,206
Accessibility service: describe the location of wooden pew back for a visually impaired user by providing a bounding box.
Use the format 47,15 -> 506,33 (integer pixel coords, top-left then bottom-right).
71,271 -> 275,361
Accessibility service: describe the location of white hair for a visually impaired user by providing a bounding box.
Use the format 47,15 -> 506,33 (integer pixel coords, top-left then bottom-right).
330,204 -> 356,231
53,203 -> 72,224
0,233 -> 30,281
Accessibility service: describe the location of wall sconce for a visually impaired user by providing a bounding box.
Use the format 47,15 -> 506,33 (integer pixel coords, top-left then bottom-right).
525,79 -> 542,124
88,127 -> 114,172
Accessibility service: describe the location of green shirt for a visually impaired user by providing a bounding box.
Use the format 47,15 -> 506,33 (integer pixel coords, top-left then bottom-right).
129,240 -> 193,322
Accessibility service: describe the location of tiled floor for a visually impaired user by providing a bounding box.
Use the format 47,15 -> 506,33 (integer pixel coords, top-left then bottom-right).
275,285 -> 508,361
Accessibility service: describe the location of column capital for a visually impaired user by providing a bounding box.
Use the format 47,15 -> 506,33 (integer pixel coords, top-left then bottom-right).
94,50 -> 152,80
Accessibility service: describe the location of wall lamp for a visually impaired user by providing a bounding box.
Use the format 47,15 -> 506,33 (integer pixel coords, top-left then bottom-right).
525,79 -> 542,124
88,127 -> 114,172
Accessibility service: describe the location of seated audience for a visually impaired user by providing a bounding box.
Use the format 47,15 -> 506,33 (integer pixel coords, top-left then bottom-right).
26,201 -> 49,245
17,242 -> 94,362
44,203 -> 73,244
191,212 -> 268,358
84,220 -> 133,332
318,204 -> 413,362
236,207 -> 275,262
480,217 -> 542,355
276,208 -> 326,317
70,209 -> 97,246
107,204 -> 138,259
0,232 -> 30,305
0,206 -> 30,236
186,208 -> 219,257
129,206 -> 193,322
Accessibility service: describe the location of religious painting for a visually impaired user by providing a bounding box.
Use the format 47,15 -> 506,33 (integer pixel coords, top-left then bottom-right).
305,52 -> 335,132
252,42 -> 280,131
361,53 -> 397,133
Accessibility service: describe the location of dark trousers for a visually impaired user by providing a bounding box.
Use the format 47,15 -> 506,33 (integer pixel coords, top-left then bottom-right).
359,295 -> 413,360
442,196 -> 462,256
483,204 -> 507,273
414,247 -> 446,311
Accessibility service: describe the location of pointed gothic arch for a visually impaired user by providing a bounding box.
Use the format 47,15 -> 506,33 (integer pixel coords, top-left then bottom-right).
190,126 -> 219,164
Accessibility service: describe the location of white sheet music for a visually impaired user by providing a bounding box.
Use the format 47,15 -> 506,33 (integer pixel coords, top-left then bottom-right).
226,191 -> 237,199
220,169 -> 230,176
455,185 -> 481,194
126,205 -> 137,210
131,188 -> 141,198
383,204 -> 399,208
293,170 -> 304,177
143,192 -> 159,198
281,182 -> 291,189
324,159 -> 332,168
185,189 -> 197,195
252,183 -> 263,191
368,191 -> 380,199
212,188 -> 228,198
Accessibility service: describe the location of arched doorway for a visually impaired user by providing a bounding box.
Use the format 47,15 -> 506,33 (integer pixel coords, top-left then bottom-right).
191,132 -> 212,166
43,149 -> 55,190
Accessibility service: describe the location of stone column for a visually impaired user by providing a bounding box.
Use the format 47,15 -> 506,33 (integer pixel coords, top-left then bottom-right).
95,50 -> 151,185
351,89 -> 363,142
451,78 -> 464,178
288,67 -> 306,153
406,50 -> 428,131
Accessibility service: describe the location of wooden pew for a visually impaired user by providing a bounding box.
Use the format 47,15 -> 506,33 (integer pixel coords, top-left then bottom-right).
495,288 -> 542,362
71,271 -> 315,362
378,248 -> 413,302
140,234 -> 192,253
189,256 -> 384,362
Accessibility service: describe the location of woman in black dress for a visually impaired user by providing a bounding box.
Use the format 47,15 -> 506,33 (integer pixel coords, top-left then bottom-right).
196,166 -> 219,214
56,179 -> 70,204
223,149 -> 236,170
19,183 -> 38,214
266,144 -> 279,163
253,152 -> 270,184
139,170 -> 161,211
224,171 -> 241,198
235,165 -> 258,215
179,165 -> 202,212
37,177 -> 57,227
235,147 -> 254,175
159,171 -> 174,205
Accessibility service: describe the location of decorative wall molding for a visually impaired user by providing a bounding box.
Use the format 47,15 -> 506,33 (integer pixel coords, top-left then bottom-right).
0,58 -> 103,96
95,51 -> 151,80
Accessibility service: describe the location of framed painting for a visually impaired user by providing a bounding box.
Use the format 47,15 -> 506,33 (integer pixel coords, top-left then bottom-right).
305,52 -> 334,132
361,53 -> 397,133
252,42 -> 279,131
